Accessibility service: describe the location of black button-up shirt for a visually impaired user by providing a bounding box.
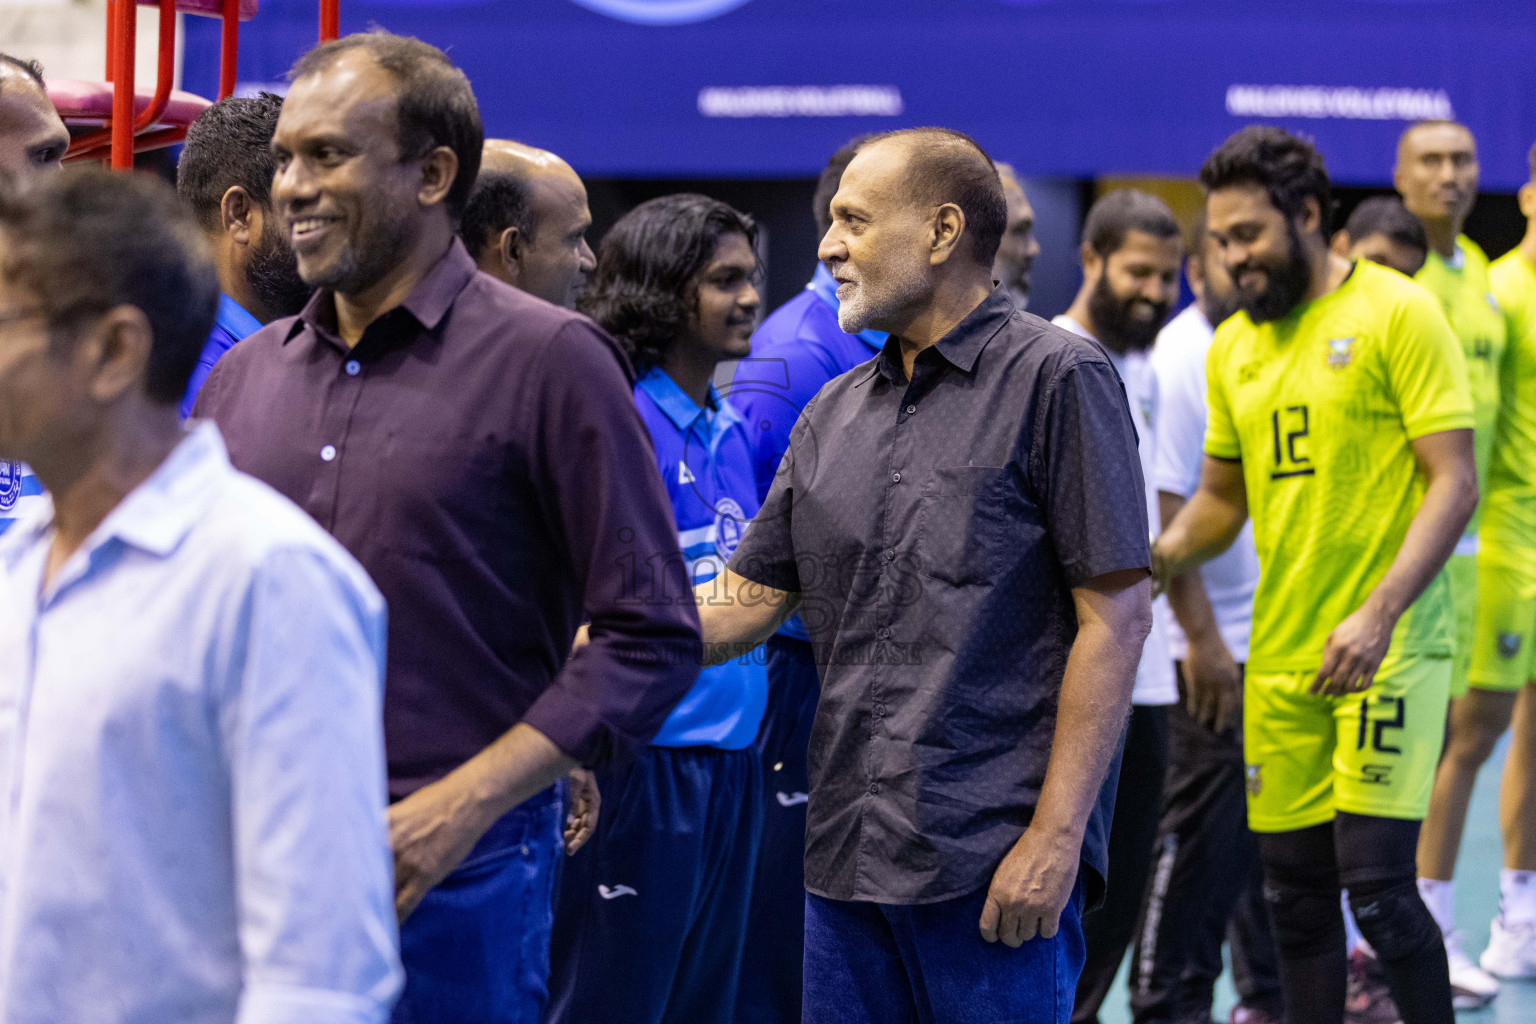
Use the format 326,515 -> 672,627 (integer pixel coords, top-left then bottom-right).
728,289 -> 1149,904
194,240 -> 701,798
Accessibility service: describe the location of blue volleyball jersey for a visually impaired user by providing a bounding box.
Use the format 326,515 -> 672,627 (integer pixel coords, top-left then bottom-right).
0,463 -> 45,538
634,367 -> 768,750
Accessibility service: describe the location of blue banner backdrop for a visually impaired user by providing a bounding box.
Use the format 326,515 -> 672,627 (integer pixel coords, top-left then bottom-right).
182,0 -> 1536,189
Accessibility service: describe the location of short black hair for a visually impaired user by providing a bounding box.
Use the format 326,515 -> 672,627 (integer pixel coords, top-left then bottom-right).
1081,188 -> 1181,258
177,93 -> 285,230
0,53 -> 45,91
460,170 -> 535,260
0,165 -> 219,406
855,127 -> 1006,266
813,135 -> 874,238
290,32 -> 483,221
1343,196 -> 1427,254
579,193 -> 757,377
1199,126 -> 1333,239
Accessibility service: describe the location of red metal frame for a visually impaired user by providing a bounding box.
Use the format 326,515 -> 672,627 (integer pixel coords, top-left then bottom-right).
65,0 -> 341,168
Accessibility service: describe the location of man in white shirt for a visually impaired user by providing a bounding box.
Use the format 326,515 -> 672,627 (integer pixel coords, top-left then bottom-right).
1130,215 -> 1283,1024
1052,189 -> 1183,1024
0,166 -> 401,1024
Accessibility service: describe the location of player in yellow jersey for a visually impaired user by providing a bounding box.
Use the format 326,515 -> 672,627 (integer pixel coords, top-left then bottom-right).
1464,143 -> 1536,980
1154,127 -> 1477,1024
1394,121 -> 1517,1005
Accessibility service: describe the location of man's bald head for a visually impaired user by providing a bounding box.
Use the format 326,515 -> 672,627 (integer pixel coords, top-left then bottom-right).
460,139 -> 594,307
853,128 -> 1006,267
0,55 -> 70,185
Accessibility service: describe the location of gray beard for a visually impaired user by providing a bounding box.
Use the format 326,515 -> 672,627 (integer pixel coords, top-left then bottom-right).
837,274 -> 929,335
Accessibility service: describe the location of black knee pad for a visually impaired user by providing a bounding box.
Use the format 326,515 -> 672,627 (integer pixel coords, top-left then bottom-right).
1263,862 -> 1342,959
1344,873 -> 1439,964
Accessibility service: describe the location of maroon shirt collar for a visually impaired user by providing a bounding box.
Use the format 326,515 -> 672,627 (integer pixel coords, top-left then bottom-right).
284,237 -> 479,349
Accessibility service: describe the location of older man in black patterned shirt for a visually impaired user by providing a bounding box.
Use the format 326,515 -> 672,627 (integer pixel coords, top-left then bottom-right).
698,128 -> 1153,1024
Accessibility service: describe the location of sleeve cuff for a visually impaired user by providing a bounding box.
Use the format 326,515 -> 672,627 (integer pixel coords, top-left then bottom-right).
1060,545 -> 1153,589
522,682 -> 639,768
236,981 -> 396,1024
1404,412 -> 1476,440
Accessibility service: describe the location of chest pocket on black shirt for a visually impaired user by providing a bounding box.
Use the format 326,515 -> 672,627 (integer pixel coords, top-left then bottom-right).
913,465 -> 1016,586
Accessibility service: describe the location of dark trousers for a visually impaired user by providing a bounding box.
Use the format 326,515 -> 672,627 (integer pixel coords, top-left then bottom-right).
393,787 -> 564,1024
1073,703 -> 1170,1024
738,634 -> 821,1024
803,880 -> 1086,1024
545,745 -> 763,1024
1129,689 -> 1283,1024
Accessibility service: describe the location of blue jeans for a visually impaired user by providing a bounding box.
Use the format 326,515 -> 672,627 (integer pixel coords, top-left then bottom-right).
391,786 -> 563,1024
802,879 -> 1086,1024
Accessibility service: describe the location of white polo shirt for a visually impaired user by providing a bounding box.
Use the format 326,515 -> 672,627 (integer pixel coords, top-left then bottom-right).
1053,315 -> 1178,707
1148,304 -> 1261,662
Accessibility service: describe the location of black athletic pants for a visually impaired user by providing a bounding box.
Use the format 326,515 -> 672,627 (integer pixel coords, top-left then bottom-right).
1073,703 -> 1171,1024
1129,672 -> 1283,1024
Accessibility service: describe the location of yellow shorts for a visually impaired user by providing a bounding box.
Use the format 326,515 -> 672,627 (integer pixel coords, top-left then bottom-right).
1447,553 -> 1476,699
1244,656 -> 1450,833
1469,549 -> 1536,693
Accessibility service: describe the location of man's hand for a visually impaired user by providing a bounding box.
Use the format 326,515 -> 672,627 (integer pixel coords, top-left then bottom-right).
564,768 -> 600,856
979,825 -> 1081,946
388,776 -> 494,922
1150,535 -> 1176,597
1184,632 -> 1242,733
1311,599 -> 1395,696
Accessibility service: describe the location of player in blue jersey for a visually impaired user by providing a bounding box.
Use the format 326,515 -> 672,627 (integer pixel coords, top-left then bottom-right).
0,53 -> 68,537
546,193 -> 768,1024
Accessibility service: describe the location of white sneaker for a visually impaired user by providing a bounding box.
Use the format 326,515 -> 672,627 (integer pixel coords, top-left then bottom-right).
1445,930 -> 1499,1009
1481,915 -> 1536,979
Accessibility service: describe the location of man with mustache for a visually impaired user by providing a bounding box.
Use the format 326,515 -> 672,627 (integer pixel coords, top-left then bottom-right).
1155,125 -> 1477,1024
193,33 -> 700,1024
1135,213 -> 1283,1024
697,127 -> 1153,1024
1051,189 -> 1184,1024
1395,120 -> 1514,1012
176,93 -> 312,417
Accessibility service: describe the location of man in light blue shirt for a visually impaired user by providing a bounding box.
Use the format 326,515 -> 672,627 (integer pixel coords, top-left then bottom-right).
547,193 -> 768,1024
0,167 -> 401,1024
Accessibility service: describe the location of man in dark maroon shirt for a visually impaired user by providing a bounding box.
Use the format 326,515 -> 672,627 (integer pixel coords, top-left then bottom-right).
193,33 -> 701,1024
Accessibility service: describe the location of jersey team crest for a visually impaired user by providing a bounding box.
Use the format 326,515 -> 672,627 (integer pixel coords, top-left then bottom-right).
0,461 -> 21,513
1325,336 -> 1354,370
1498,632 -> 1523,660
713,497 -> 746,560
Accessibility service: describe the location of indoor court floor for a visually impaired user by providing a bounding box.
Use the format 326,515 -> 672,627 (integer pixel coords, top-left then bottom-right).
1100,733 -> 1536,1024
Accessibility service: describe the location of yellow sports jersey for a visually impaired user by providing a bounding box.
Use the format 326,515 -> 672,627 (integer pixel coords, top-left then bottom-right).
1414,237 -> 1508,536
1483,250 -> 1536,557
1205,260 -> 1474,673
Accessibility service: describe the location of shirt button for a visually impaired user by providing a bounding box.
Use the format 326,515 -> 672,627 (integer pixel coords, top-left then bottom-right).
320,444 -> 337,462
874,703 -> 887,717
868,782 -> 881,795
344,359 -> 361,376
884,549 -> 895,561
892,472 -> 901,483
877,627 -> 891,641
906,405 -> 916,414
